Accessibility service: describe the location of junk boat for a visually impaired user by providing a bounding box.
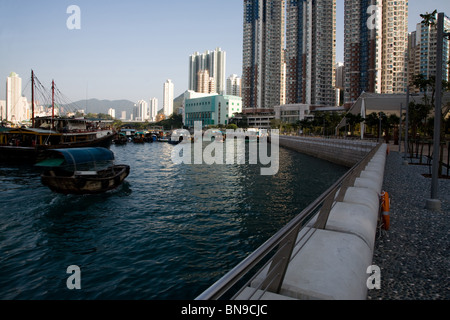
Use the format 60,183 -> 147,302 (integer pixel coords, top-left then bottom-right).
0,70 -> 115,164
35,147 -> 130,195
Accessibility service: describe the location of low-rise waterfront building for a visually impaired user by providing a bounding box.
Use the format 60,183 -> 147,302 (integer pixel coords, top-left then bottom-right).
184,94 -> 242,128
274,104 -> 312,124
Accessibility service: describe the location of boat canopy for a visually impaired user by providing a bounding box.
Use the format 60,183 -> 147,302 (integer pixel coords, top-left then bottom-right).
35,147 -> 114,168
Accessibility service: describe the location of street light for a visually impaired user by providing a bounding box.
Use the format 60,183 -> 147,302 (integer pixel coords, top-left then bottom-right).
426,12 -> 450,211
403,85 -> 410,164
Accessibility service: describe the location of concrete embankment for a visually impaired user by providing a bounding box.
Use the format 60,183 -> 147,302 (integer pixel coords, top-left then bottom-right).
278,136 -> 377,167
241,139 -> 387,300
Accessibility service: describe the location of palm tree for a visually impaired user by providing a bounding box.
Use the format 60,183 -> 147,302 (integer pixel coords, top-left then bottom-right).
345,113 -> 364,136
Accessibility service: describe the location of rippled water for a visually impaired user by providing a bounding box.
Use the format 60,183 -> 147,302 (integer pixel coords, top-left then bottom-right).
0,142 -> 347,300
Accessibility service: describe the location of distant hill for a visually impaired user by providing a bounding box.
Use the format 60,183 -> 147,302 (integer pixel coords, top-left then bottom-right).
63,99 -> 136,117
64,94 -> 186,119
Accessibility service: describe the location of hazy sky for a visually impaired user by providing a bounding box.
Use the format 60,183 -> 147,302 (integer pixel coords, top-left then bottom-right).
1,0 -> 450,108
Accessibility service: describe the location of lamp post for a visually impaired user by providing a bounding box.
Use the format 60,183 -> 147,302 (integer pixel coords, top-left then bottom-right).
399,103 -> 402,153
403,85 -> 410,164
426,12 -> 450,211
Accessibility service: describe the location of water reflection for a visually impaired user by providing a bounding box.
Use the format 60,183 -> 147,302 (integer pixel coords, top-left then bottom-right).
0,141 -> 347,299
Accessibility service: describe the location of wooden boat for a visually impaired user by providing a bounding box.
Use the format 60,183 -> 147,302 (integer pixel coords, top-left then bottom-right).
0,71 -> 115,164
35,147 -> 130,195
113,132 -> 128,145
0,123 -> 114,164
133,132 -> 145,143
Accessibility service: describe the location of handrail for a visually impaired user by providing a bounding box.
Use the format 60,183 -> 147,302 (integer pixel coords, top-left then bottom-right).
196,142 -> 382,300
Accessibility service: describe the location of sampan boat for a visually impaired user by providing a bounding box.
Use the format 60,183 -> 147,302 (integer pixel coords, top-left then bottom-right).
35,147 -> 130,195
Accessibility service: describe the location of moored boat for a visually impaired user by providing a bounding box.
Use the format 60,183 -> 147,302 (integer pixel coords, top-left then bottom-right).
0,120 -> 115,164
35,147 -> 130,195
0,71 -> 115,164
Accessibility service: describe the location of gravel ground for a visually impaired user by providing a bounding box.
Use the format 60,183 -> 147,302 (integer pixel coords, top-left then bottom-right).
368,151 -> 450,300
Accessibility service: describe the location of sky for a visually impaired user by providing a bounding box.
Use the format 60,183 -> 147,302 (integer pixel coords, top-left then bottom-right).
1,0 -> 450,109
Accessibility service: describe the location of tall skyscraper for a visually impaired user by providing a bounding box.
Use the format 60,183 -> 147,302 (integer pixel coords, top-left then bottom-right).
163,79 -> 174,117
6,72 -> 26,123
227,74 -> 242,96
380,1 -> 408,94
408,14 -> 450,91
285,0 -> 336,106
344,0 -> 408,105
242,0 -> 286,110
189,47 -> 226,94
108,108 -> 116,119
135,100 -> 148,121
0,100 -> 6,120
197,70 -> 216,94
149,97 -> 158,122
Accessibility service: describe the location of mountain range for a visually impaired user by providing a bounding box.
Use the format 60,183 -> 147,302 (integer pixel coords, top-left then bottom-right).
64,94 -> 185,119
63,98 -> 136,116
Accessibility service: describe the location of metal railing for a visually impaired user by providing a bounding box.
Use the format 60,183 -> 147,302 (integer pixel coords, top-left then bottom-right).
196,143 -> 383,300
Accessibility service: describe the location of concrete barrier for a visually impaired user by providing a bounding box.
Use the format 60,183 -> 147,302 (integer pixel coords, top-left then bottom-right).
279,228 -> 373,300
243,142 -> 387,300
278,136 -> 378,167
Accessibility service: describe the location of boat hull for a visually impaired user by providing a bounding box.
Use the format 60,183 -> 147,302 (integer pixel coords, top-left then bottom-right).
0,133 -> 114,164
41,164 -> 130,195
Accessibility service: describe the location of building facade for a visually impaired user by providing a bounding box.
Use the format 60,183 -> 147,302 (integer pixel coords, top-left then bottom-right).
197,70 -> 216,94
6,72 -> 28,123
108,108 -> 116,119
0,100 -> 6,120
134,100 -> 148,121
163,79 -> 174,117
184,95 -> 242,128
189,47 -> 226,95
285,0 -> 336,107
380,0 -> 408,94
408,14 -> 450,91
227,74 -> 242,97
242,0 -> 286,111
344,0 -> 408,106
274,103 -> 312,123
149,98 -> 158,122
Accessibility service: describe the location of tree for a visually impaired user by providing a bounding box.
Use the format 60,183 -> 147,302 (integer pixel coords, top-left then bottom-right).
345,113 -> 364,136
364,112 -> 380,136
409,10 -> 450,175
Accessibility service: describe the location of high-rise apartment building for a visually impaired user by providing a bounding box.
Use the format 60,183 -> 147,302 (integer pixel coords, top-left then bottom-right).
227,74 -> 242,96
149,97 -> 158,122
242,0 -> 286,110
189,47 -> 226,95
0,100 -> 6,120
344,0 -> 408,106
408,14 -> 450,91
285,0 -> 336,106
380,1 -> 408,94
108,108 -> 116,119
197,70 -> 216,94
134,100 -> 148,121
163,79 -> 174,117
6,72 -> 28,123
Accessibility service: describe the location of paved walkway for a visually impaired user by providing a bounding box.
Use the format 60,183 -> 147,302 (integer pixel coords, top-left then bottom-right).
367,150 -> 450,300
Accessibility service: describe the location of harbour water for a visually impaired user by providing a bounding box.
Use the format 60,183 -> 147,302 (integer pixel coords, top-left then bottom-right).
0,142 -> 347,300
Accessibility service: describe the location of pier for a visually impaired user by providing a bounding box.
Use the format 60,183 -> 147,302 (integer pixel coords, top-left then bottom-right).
196,136 -> 450,300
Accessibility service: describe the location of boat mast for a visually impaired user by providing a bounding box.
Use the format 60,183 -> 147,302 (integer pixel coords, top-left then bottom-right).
31,70 -> 35,128
52,79 -> 55,130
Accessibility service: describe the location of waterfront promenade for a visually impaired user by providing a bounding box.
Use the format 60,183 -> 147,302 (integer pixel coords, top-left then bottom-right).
368,149 -> 450,300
